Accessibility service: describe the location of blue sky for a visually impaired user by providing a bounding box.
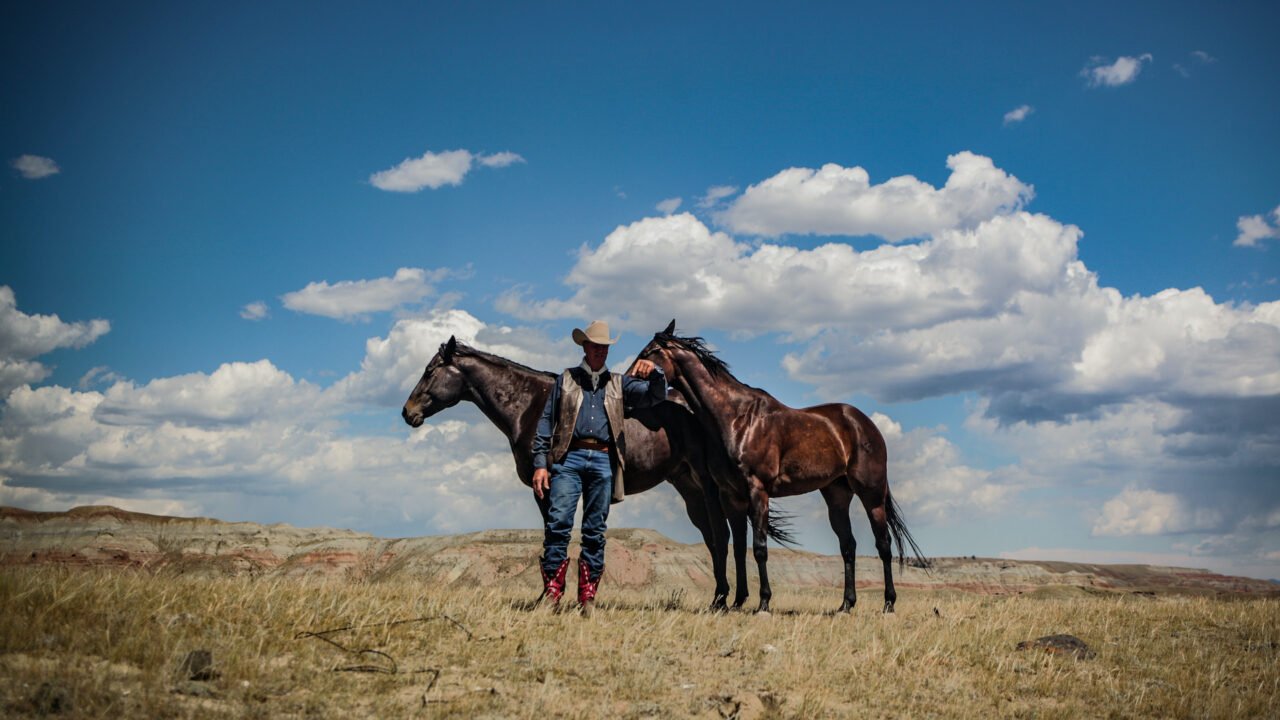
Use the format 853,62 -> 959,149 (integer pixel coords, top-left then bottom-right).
3,2 -> 1279,579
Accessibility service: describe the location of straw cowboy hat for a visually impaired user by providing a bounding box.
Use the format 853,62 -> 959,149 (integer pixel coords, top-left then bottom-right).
572,319 -> 619,346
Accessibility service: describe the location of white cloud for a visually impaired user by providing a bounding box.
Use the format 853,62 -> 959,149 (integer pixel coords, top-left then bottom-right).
1234,205 -> 1280,248
500,208 -> 1084,342
1192,50 -> 1216,64
1003,105 -> 1034,125
873,413 -> 1019,525
697,185 -> 739,209
240,301 -> 269,321
477,151 -> 525,168
369,148 -> 524,191
655,197 -> 682,215
0,287 -> 110,361
93,359 -> 324,427
11,154 -> 60,179
281,267 -> 447,320
0,286 -> 110,398
1093,487 -> 1223,536
370,149 -> 472,191
716,151 -> 1032,240
1082,54 -> 1153,88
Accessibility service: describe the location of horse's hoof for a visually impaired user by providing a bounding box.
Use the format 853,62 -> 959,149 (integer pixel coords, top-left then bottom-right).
882,602 -> 895,614
836,603 -> 853,614
708,598 -> 729,614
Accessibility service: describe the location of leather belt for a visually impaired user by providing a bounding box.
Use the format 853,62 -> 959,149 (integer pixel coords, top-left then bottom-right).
569,437 -> 611,452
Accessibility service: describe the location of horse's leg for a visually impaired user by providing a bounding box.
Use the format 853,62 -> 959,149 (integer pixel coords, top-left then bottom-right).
858,491 -> 897,613
670,467 -> 730,611
728,506 -> 749,609
748,481 -> 772,614
533,490 -> 554,603
820,484 -> 857,613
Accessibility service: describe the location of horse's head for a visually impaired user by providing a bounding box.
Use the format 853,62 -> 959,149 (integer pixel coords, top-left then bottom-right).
401,336 -> 468,427
637,319 -> 683,383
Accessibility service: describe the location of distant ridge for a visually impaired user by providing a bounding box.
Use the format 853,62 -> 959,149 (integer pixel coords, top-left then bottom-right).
3,505 -> 1277,597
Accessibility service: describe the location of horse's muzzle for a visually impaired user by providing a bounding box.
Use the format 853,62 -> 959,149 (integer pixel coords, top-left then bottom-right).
401,406 -> 425,427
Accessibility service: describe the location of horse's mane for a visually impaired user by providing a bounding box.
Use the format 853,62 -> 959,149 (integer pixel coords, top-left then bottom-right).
447,340 -> 557,380
653,331 -> 733,379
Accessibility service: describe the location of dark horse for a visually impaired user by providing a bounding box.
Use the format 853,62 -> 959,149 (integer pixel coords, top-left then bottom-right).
401,336 -> 759,609
638,322 -> 926,613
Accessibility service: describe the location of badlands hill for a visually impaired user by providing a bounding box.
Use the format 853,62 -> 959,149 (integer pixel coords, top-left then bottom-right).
2,505 -> 1276,597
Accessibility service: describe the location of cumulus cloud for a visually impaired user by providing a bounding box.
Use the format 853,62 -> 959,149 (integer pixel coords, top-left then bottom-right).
1093,487 -> 1223,536
1,286 -> 110,398
1082,54 -> 1153,87
655,197 -> 682,215
1192,50 -> 1216,64
873,413 -> 1019,525
93,360 -> 325,428
500,209 -> 1084,341
716,152 -> 1032,240
281,267 -> 448,320
11,154 -> 60,179
1003,105 -> 1034,126
1234,205 -> 1280,248
369,148 -> 522,192
240,301 -> 269,321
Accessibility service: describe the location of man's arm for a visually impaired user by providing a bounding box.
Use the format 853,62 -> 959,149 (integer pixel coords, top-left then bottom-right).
532,378 -> 559,470
622,362 -> 666,410
531,377 -> 559,499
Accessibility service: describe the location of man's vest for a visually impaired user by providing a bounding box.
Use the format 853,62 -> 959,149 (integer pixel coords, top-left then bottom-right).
548,368 -> 628,503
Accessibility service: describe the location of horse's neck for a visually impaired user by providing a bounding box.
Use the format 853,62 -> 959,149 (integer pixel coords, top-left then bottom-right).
456,354 -> 545,441
674,352 -> 762,440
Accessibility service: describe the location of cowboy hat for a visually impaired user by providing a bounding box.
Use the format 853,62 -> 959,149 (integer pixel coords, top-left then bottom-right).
572,319 -> 619,346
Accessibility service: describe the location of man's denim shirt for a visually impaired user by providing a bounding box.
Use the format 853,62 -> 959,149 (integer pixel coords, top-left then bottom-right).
531,364 -> 666,470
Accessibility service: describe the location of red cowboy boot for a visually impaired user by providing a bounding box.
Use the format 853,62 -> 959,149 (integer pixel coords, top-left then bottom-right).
541,559 -> 569,608
577,559 -> 602,616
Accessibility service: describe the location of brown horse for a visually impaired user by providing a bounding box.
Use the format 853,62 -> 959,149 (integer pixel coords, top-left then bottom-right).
401,336 -> 759,609
637,322 -> 926,613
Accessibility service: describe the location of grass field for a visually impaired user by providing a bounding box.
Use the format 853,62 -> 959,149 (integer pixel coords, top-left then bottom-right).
1,567 -> 1277,718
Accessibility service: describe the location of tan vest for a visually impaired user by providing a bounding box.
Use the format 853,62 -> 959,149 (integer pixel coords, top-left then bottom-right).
548,369 -> 628,503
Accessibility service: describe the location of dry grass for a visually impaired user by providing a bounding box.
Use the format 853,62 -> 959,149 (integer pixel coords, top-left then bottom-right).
1,567 -> 1276,718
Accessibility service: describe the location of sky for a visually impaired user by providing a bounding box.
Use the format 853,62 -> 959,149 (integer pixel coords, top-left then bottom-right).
3,2 -> 1279,580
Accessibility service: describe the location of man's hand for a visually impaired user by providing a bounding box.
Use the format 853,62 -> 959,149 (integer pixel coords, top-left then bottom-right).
533,468 -> 551,499
630,359 -> 657,378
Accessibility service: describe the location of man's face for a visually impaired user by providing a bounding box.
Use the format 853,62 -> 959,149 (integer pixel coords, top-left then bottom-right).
583,341 -> 609,371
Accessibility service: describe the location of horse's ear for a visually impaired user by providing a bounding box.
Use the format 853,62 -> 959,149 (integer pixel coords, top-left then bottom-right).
662,319 -> 676,335
443,336 -> 457,360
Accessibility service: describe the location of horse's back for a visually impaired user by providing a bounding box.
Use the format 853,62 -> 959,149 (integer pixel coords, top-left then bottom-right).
802,403 -> 887,461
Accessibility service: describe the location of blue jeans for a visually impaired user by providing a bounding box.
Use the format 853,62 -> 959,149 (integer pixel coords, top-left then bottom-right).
542,448 -> 612,577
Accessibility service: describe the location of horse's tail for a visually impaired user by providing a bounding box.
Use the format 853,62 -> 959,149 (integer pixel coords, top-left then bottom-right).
764,505 -> 798,547
886,489 -> 930,572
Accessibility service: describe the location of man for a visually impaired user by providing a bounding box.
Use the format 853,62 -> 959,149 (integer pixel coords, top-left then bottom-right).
531,319 -> 667,615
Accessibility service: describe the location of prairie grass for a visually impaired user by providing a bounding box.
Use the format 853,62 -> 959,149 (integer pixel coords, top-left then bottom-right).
0,567 -> 1276,718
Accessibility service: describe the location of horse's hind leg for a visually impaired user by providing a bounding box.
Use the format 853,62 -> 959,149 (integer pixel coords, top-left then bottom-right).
748,482 -> 772,614
728,503 -> 749,609
858,491 -> 897,613
820,484 -> 857,613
